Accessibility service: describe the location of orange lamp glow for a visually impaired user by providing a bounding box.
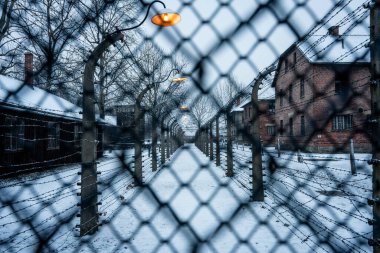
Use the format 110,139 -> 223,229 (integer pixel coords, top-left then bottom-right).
151,8 -> 181,27
172,77 -> 187,82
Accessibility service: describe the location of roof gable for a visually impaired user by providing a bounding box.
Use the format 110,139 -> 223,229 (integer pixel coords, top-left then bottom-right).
0,75 -> 116,125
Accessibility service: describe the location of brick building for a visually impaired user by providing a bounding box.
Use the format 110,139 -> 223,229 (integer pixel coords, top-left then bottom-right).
272,24 -> 371,152
242,99 -> 276,146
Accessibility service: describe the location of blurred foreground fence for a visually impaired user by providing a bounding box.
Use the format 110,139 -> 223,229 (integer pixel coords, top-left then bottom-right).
0,0 -> 379,252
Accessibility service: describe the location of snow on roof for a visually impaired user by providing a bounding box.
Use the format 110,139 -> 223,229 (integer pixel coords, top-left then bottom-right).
104,115 -> 117,126
258,70 -> 275,100
298,1 -> 369,63
0,75 -> 115,125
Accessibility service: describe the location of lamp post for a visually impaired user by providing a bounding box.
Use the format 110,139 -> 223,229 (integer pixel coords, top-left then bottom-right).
134,68 -> 185,184
154,75 -> 187,165
80,0 -> 181,236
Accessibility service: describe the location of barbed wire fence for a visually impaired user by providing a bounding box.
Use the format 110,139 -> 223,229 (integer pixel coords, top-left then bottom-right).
0,0 -> 379,252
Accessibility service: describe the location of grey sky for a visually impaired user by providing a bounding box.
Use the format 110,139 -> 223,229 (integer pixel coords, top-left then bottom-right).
140,0 -> 341,86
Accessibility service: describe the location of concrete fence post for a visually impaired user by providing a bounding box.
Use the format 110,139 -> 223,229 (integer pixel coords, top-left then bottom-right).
210,122 -> 214,160
216,116 -> 221,166
226,114 -> 234,177
349,139 -> 357,175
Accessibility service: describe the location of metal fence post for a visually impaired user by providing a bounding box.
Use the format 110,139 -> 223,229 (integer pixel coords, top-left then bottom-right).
371,1 -> 380,250
216,116 -> 221,166
277,137 -> 281,158
226,114 -> 234,177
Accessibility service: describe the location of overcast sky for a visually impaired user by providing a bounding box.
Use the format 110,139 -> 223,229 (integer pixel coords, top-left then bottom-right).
139,0 -> 343,86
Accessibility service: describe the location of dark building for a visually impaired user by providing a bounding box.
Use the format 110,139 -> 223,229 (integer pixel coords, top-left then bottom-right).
0,54 -> 114,173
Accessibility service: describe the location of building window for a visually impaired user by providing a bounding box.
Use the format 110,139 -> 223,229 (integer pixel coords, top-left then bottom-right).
47,122 -> 60,150
267,125 -> 276,136
74,125 -> 82,146
289,118 -> 293,136
335,72 -> 348,95
288,84 -> 293,103
280,89 -> 284,106
4,117 -> 24,151
280,120 -> 284,136
300,78 -> 305,98
300,116 -> 305,136
293,52 -> 297,65
332,114 -> 352,131
268,100 -> 275,113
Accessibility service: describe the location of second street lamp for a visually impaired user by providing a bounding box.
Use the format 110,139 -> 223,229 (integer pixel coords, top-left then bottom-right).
134,68 -> 186,184
80,0 -> 181,236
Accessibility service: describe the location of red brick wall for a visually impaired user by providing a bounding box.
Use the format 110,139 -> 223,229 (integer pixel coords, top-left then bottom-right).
242,100 -> 276,146
274,46 -> 371,153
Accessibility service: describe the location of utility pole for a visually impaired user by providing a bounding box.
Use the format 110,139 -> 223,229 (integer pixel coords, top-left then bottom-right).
371,0 -> 380,251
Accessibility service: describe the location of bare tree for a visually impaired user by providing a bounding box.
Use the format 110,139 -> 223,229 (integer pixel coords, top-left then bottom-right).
64,0 -> 139,116
0,0 -> 19,75
213,75 -> 245,108
14,0 -> 84,93
190,96 -> 214,128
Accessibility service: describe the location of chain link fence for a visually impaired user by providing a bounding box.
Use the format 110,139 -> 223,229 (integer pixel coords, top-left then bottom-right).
0,0 -> 379,252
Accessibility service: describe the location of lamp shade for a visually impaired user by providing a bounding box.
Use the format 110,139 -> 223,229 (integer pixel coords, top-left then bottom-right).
151,8 -> 181,26
172,77 -> 187,82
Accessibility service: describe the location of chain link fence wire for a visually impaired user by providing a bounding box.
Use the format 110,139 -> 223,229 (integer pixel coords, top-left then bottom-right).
0,0 -> 378,252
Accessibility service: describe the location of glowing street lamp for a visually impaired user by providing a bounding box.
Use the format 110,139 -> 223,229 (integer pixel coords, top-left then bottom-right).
151,8 -> 181,26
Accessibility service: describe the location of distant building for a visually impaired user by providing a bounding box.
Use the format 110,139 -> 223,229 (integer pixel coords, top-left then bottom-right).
242,99 -> 276,146
114,105 -> 152,146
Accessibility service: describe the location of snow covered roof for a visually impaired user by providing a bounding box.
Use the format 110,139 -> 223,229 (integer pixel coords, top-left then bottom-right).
258,70 -> 275,100
297,1 -> 369,63
0,75 -> 116,125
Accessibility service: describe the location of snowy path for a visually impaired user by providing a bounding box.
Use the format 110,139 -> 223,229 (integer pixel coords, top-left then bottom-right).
0,144 -> 372,252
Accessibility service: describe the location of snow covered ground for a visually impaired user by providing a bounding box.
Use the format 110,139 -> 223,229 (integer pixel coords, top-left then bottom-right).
0,144 -> 373,252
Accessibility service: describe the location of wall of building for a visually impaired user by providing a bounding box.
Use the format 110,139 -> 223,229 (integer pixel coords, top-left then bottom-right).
274,47 -> 372,153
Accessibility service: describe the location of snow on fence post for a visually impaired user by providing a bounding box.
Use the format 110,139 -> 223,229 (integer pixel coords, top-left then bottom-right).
349,139 -> 357,176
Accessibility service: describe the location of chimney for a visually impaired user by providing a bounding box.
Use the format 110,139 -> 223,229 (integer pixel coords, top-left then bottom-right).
328,25 -> 340,36
24,52 -> 33,85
